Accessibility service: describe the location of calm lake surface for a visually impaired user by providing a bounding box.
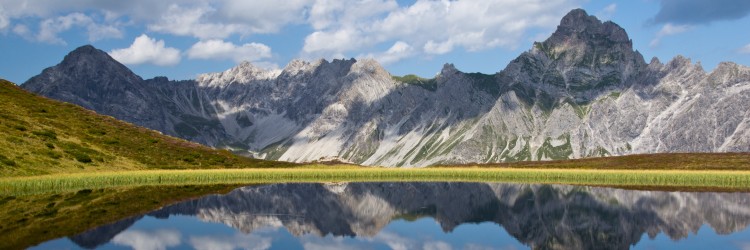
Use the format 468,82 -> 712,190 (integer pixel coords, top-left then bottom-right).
32,183 -> 750,250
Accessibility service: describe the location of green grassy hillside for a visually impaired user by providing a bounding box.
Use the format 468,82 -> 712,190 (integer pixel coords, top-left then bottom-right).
0,79 -> 293,176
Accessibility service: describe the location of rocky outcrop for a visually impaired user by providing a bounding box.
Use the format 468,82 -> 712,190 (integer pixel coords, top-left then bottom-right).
22,9 -> 750,166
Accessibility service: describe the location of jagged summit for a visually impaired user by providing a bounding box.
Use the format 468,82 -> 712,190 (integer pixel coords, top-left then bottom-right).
440,63 -> 459,76
500,8 -> 647,102
197,61 -> 281,87
545,8 -> 631,47
350,58 -> 390,77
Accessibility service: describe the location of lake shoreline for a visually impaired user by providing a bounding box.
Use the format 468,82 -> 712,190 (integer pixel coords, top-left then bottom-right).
4,167 -> 750,196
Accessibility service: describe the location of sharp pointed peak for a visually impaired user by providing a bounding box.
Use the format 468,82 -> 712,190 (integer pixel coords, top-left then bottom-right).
559,8 -> 593,25
440,63 -> 459,75
62,44 -> 117,64
544,8 -> 630,47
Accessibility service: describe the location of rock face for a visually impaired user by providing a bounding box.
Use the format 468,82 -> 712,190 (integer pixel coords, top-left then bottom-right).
71,183 -> 750,250
22,9 -> 750,166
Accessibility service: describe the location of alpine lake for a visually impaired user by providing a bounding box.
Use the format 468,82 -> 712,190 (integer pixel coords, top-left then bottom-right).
5,181 -> 750,250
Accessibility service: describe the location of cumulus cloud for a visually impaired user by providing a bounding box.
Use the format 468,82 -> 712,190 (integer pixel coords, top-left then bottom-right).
653,0 -> 750,25
111,229 -> 181,250
649,23 -> 692,48
360,41 -> 413,65
147,4 -> 251,40
423,40 -> 454,55
36,13 -> 122,44
220,0 -> 312,33
303,28 -> 369,58
109,34 -> 181,66
302,0 -> 583,62
186,39 -> 272,63
307,0 -> 398,30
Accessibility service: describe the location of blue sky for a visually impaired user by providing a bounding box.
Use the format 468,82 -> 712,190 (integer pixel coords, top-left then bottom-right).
1,0 -> 750,84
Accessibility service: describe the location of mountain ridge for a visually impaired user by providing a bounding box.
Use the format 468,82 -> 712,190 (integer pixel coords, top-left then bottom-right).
21,8 -> 750,166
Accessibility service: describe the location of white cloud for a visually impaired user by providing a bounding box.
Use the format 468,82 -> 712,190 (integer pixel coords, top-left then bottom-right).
360,41 -> 414,65
189,233 -> 272,250
36,13 -> 89,44
109,34 -> 181,66
649,23 -> 692,48
303,28 -> 370,57
0,0 -> 183,20
148,1 -> 315,39
220,0 -> 312,32
0,0 -> 311,41
424,40 -> 454,55
302,237 -> 364,250
423,241 -> 453,250
0,6 -> 9,30
308,0 -> 398,30
12,24 -> 31,39
740,44 -> 750,54
302,0 -> 583,60
111,229 -> 181,250
186,39 -> 273,63
147,4 -> 250,40
33,12 -> 122,44
87,22 -> 124,41
596,3 -> 617,20
373,231 -> 415,250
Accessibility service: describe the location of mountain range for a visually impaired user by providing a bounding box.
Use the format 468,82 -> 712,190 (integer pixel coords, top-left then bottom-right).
22,9 -> 750,167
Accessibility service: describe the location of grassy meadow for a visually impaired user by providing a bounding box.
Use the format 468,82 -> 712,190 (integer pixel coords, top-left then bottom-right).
4,166 -> 750,196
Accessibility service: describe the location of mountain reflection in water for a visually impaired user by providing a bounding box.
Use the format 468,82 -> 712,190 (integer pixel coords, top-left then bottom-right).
34,183 -> 750,250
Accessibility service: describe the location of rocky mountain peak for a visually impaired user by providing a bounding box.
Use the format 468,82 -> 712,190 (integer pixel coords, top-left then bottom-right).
283,59 -> 313,72
54,45 -> 141,81
501,8 -> 646,101
440,63 -> 459,76
23,45 -> 143,96
350,58 -> 390,78
548,8 -> 630,46
197,61 -> 281,87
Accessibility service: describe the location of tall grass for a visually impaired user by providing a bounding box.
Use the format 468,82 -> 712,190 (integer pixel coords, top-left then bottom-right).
3,168 -> 750,196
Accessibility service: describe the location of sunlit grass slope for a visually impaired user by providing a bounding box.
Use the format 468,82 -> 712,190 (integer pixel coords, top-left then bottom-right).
0,79 -> 294,176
